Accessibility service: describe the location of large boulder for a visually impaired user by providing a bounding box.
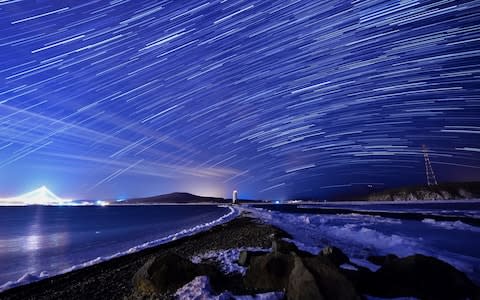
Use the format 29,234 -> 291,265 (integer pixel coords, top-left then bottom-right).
287,256 -> 324,300
272,239 -> 313,257
132,252 -> 221,296
238,250 -> 267,266
244,252 -> 294,291
371,254 -> 479,300
272,239 -> 298,254
303,256 -> 360,300
340,265 -> 375,295
319,246 -> 349,266
367,254 -> 399,266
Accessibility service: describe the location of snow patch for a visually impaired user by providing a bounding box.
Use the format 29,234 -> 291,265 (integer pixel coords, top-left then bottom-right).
175,276 -> 284,300
422,218 -> 480,232
191,247 -> 269,275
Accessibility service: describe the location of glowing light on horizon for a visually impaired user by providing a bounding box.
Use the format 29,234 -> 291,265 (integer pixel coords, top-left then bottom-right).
0,186 -> 72,206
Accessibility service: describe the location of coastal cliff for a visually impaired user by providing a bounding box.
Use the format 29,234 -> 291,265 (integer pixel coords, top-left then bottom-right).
366,182 -> 480,201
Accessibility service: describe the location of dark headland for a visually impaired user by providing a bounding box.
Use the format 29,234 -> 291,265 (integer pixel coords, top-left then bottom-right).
109,192 -> 270,205
361,181 -> 480,201
117,192 -> 228,204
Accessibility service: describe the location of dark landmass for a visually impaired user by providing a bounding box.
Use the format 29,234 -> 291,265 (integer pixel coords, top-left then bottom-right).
363,181 -> 480,201
112,192 -> 271,205
117,192 -> 228,204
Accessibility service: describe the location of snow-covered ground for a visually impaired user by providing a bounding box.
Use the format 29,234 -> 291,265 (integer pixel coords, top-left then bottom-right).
240,206 -> 480,284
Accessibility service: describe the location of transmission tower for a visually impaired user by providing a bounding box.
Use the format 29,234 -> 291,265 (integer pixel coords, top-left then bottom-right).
422,145 -> 438,186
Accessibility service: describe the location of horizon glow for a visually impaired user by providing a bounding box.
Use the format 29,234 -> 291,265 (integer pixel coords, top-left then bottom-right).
0,186 -> 72,206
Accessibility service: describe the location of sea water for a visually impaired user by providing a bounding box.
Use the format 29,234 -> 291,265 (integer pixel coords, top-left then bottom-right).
0,205 -> 233,291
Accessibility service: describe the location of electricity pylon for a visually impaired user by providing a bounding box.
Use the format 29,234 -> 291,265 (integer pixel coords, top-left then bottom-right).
422,145 -> 438,186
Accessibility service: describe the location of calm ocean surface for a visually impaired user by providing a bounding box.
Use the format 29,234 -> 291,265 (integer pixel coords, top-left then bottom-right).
0,205 -> 230,288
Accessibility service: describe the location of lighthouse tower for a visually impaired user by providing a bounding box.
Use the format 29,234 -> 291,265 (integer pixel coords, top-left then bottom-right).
232,190 -> 238,204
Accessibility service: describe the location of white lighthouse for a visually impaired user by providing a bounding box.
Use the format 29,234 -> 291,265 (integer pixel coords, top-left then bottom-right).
232,190 -> 238,204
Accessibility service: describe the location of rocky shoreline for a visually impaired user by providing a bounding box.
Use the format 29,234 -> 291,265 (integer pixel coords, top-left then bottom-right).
132,239 -> 480,300
1,213 -> 479,300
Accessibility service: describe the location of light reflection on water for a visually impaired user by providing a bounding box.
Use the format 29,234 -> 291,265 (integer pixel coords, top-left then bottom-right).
0,232 -> 69,252
0,205 -> 229,287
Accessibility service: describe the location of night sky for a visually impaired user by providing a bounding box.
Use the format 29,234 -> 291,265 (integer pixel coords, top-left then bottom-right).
0,0 -> 479,201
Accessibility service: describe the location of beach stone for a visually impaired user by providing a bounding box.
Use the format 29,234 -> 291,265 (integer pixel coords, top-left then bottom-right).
272,239 -> 298,254
238,250 -> 266,266
340,266 -> 375,295
372,254 -> 479,300
302,256 -> 360,300
287,256 -> 324,300
272,239 -> 314,257
367,254 -> 399,266
244,252 -> 294,291
132,252 -> 222,296
320,246 -> 349,266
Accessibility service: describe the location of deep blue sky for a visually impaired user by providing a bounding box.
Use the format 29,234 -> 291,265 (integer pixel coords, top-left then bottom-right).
0,0 -> 479,200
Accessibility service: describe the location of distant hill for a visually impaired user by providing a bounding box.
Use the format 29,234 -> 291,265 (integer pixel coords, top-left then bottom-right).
119,192 -> 228,205
364,182 -> 480,201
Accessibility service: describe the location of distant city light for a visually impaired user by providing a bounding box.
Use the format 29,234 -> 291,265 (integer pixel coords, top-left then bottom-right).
0,186 -> 73,206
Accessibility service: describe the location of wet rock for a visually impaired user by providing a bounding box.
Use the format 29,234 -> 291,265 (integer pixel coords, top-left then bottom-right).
367,254 -> 399,266
303,256 -> 360,300
238,250 -> 266,266
272,239 -> 314,257
340,266 -> 374,296
272,239 -> 298,254
320,246 -> 349,266
371,254 -> 479,300
132,252 -> 221,296
244,252 -> 294,291
287,256 -> 324,300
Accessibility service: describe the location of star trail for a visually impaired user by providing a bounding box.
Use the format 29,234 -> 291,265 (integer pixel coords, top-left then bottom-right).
0,0 -> 479,200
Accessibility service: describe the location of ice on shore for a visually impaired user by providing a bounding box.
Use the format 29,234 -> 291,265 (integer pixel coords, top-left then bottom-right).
240,206 -> 480,284
0,272 -> 48,292
421,218 -> 480,232
175,276 -> 284,300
